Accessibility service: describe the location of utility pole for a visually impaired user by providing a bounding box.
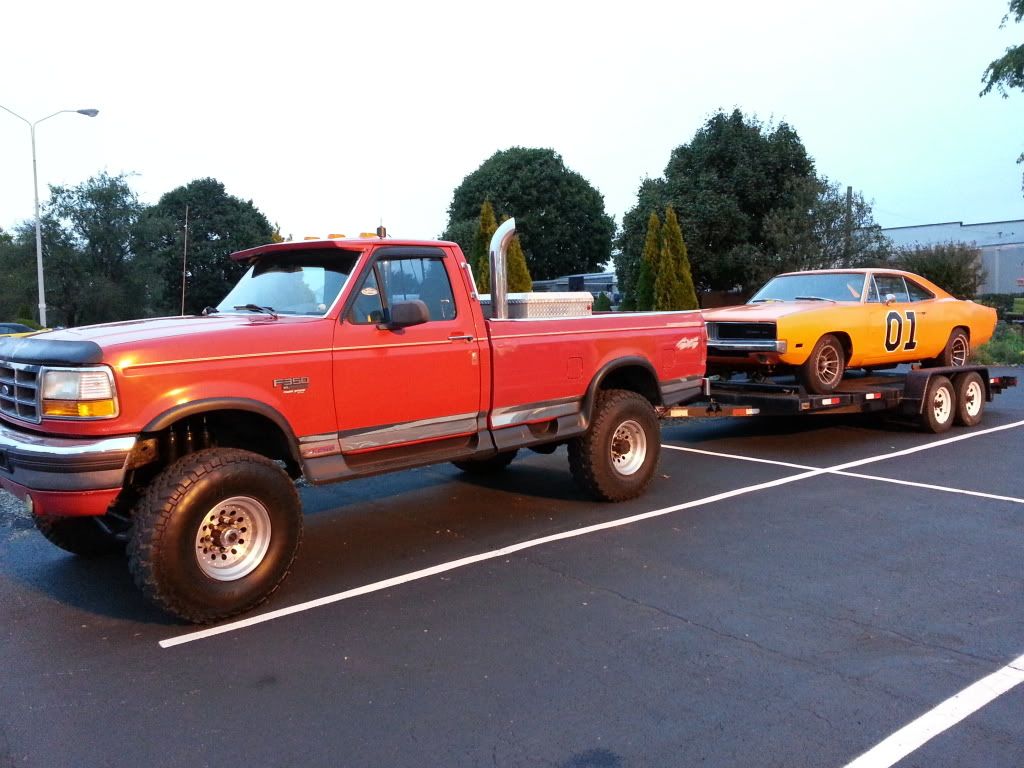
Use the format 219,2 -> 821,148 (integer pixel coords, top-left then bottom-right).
181,205 -> 190,315
844,185 -> 853,264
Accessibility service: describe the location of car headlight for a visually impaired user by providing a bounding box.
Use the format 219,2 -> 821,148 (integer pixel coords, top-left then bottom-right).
41,366 -> 119,419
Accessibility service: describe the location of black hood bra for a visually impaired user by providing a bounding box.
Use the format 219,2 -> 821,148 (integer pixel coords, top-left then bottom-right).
0,335 -> 104,366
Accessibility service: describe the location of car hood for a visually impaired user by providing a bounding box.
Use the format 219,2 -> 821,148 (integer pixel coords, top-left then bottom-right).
0,314 -> 328,368
702,302 -> 849,322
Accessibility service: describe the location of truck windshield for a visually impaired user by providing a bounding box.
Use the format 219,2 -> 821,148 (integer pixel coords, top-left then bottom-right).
217,249 -> 360,316
749,273 -> 866,303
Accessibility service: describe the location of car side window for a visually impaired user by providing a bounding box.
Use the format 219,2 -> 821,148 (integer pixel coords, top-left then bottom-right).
865,279 -> 881,303
378,257 -> 457,321
348,269 -> 385,325
874,275 -> 910,303
905,279 -> 934,302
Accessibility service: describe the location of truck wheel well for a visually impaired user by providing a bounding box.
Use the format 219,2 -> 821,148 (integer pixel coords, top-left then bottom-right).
597,364 -> 660,405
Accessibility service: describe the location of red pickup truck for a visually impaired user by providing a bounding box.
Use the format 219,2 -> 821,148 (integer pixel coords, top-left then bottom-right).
0,220 -> 706,621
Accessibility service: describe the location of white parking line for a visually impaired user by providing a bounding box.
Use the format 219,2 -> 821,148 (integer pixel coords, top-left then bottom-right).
160,418 -> 1024,649
842,652 -> 1024,768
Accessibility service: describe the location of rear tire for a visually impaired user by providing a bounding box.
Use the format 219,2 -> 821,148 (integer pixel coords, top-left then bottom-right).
798,334 -> 845,394
128,448 -> 302,623
35,515 -> 124,557
568,389 -> 660,502
452,450 -> 518,474
953,371 -> 985,427
920,375 -> 955,433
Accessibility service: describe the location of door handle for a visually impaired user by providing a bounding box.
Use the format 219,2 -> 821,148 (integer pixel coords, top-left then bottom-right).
448,334 -> 475,342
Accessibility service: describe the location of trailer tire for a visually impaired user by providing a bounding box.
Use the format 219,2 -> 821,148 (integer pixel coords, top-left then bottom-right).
920,375 -> 955,433
35,515 -> 125,557
953,371 -> 985,427
452,450 -> 518,474
798,334 -> 845,394
128,448 -> 302,624
568,389 -> 660,502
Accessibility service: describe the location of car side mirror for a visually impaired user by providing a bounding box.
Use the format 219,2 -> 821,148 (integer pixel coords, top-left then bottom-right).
884,293 -> 897,305
378,299 -> 430,330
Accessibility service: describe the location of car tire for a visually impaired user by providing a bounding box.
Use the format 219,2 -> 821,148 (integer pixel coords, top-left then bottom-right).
568,389 -> 660,502
128,448 -> 303,624
953,371 -> 985,427
798,334 -> 846,394
451,450 -> 518,474
35,515 -> 125,557
925,328 -> 970,368
920,375 -> 955,433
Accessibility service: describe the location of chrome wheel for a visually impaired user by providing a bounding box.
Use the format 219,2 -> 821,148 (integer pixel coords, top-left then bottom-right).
195,496 -> 272,581
950,335 -> 969,366
610,419 -> 647,476
816,344 -> 842,386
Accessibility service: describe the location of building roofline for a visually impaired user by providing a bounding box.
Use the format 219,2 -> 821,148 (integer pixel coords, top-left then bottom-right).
882,218 -> 1024,232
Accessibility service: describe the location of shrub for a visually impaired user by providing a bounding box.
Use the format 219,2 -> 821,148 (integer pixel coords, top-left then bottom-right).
593,292 -> 613,312
895,242 -> 985,298
974,323 -> 1024,365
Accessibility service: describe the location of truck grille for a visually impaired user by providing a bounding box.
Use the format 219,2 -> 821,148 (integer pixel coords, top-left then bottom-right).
710,322 -> 776,341
0,361 -> 41,423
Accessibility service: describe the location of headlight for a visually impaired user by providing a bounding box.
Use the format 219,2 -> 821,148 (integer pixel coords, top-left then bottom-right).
41,366 -> 119,419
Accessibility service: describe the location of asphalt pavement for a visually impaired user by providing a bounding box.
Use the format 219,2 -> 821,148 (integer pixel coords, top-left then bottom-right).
1,368 -> 1021,768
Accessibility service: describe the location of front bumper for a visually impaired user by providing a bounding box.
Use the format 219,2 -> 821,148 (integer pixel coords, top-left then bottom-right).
0,421 -> 135,516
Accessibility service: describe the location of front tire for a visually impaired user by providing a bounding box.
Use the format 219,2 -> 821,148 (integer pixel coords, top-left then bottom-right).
128,448 -> 302,623
35,515 -> 125,557
798,334 -> 846,394
568,389 -> 660,502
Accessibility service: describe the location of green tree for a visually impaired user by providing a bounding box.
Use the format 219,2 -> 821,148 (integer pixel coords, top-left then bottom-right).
472,200 -> 498,292
506,233 -> 534,292
662,206 -> 699,310
619,110 -> 816,294
444,147 -> 615,280
895,243 -> 986,299
615,177 -> 667,304
635,212 -> 660,311
593,292 -> 613,311
136,178 -> 275,315
980,0 -> 1024,190
0,226 -> 38,324
653,237 -> 683,311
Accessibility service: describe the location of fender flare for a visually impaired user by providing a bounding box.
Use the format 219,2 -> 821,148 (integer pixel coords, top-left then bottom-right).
141,397 -> 302,465
579,356 -> 660,429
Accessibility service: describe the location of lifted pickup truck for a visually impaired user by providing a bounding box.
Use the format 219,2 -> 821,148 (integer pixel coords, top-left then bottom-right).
0,220 -> 706,622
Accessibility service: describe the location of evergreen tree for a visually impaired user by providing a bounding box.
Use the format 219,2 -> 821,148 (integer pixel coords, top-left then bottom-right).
635,212 -> 660,310
663,206 -> 699,310
654,237 -> 684,311
593,292 -> 613,311
506,232 -> 534,292
473,200 -> 498,293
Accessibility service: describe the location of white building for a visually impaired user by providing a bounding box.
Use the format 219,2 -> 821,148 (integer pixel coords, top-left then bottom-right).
882,219 -> 1024,294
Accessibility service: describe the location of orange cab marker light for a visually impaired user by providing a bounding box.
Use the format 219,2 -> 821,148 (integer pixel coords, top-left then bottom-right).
327,234 -> 346,239
303,236 -> 319,241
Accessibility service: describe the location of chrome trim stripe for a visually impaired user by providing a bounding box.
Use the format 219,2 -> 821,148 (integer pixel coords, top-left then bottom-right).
490,324 -> 702,340
490,397 -> 581,428
335,412 -> 481,453
0,422 -> 136,463
708,340 -> 787,353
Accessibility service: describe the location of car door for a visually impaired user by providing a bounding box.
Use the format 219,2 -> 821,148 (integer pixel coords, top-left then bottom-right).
860,273 -> 920,365
331,246 -> 484,455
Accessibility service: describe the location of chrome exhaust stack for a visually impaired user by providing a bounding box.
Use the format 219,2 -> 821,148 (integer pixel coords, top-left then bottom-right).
488,218 -> 516,320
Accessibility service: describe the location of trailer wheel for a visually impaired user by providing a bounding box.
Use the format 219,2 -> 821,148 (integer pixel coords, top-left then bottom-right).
953,371 -> 985,427
128,448 -> 302,623
568,389 -> 660,502
920,375 -> 955,433
798,334 -> 845,394
35,515 -> 125,557
452,450 -> 518,474
925,328 -> 970,368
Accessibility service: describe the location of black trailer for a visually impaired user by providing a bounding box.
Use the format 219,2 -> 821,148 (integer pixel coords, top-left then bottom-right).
661,366 -> 1017,433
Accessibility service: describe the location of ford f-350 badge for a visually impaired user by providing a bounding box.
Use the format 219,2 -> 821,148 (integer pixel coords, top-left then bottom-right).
273,377 -> 309,394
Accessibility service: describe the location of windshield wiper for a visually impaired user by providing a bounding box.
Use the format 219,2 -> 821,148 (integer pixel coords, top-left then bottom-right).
794,296 -> 836,303
750,298 -> 783,303
234,303 -> 279,317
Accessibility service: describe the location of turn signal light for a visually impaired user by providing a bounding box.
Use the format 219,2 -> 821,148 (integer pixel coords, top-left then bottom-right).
42,399 -> 117,418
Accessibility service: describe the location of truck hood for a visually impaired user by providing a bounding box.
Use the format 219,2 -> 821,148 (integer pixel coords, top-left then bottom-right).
0,314 -> 325,368
702,302 -> 848,322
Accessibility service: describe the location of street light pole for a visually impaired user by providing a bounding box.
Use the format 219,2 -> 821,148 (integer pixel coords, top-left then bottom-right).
0,105 -> 99,327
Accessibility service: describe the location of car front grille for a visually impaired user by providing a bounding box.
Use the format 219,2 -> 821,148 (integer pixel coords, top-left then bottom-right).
710,322 -> 777,341
0,361 -> 41,423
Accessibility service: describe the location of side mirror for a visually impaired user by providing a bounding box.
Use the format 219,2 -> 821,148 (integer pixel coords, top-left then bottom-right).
378,300 -> 430,330
884,293 -> 897,305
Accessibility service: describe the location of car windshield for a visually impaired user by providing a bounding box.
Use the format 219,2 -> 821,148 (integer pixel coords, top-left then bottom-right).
217,248 -> 360,316
749,273 -> 865,303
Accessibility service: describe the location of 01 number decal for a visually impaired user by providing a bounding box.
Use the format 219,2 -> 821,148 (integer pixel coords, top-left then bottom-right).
884,310 -> 918,352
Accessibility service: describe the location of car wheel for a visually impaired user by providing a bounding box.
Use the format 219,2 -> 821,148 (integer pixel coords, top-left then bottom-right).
953,371 -> 985,427
452,450 -> 518,474
920,375 -> 955,433
128,448 -> 303,623
926,328 -> 970,368
798,334 -> 845,394
568,389 -> 660,502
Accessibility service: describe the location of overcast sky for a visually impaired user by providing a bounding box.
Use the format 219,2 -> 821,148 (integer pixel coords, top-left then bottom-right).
2,0 -> 1022,246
